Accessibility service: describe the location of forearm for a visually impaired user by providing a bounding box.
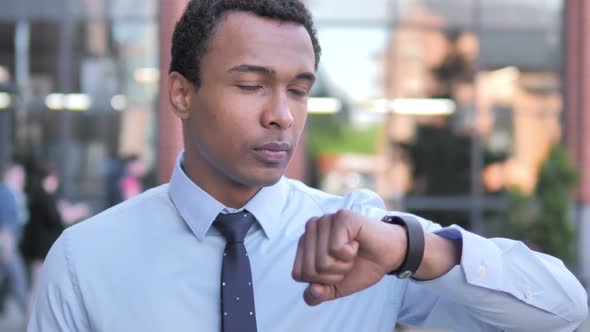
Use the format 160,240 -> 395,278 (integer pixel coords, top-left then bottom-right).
413,232 -> 461,280
405,225 -> 588,330
402,266 -> 586,332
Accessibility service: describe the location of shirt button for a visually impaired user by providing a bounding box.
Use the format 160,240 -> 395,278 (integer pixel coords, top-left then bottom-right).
524,290 -> 533,300
478,265 -> 487,278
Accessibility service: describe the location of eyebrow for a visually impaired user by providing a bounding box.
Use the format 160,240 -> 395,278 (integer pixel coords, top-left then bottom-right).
227,64 -> 316,83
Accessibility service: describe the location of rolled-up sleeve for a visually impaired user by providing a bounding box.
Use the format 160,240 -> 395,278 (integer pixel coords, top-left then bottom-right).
398,224 -> 588,331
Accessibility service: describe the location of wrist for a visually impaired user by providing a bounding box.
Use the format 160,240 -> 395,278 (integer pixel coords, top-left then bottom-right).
381,215 -> 425,278
414,233 -> 461,280
383,223 -> 407,273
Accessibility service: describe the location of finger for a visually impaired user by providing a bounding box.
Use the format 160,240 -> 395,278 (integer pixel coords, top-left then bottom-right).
301,217 -> 349,284
329,213 -> 360,262
316,216 -> 354,275
291,235 -> 305,282
295,233 -> 345,284
302,218 -> 319,281
307,273 -> 346,285
304,283 -> 336,306
316,215 -> 332,262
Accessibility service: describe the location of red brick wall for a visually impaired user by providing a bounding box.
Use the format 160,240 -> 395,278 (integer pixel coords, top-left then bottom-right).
565,0 -> 590,203
157,0 -> 186,184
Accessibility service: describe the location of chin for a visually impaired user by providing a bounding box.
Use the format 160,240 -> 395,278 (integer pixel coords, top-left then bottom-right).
255,173 -> 284,187
239,168 -> 285,188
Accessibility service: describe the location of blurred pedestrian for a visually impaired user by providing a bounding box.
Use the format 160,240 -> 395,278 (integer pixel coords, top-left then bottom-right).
118,154 -> 147,201
21,166 -> 63,267
104,156 -> 125,207
104,155 -> 148,207
0,163 -> 29,315
2,163 -> 29,237
20,165 -> 88,309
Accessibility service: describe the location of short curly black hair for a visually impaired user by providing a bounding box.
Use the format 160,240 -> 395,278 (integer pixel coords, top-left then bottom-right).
169,0 -> 321,88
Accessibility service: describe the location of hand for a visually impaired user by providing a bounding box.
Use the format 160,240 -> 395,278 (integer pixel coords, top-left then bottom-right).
291,209 -> 407,306
58,201 -> 90,225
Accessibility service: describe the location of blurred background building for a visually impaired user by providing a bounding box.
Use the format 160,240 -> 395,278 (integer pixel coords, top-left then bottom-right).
0,0 -> 589,330
0,0 -> 159,210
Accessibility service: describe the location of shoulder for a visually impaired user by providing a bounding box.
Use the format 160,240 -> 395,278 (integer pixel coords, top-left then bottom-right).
0,184 -> 12,199
61,184 -> 177,252
0,185 -> 16,210
282,178 -> 386,214
37,184 -> 184,295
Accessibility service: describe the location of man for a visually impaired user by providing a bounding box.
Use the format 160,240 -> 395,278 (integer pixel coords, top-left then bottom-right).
0,163 -> 28,315
28,1 -> 588,331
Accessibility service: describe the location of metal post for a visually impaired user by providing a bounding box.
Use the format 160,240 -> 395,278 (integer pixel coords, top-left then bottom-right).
469,0 -> 484,234
58,21 -> 75,198
14,20 -> 30,154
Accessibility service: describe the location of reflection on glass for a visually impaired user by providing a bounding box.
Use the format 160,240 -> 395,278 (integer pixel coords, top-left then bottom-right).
307,26 -> 388,196
381,28 -> 478,199
0,0 -> 157,20
480,70 -> 562,194
396,0 -> 474,28
308,0 -> 565,233
308,0 -> 391,22
109,0 -> 158,19
316,27 -> 388,102
480,0 -> 562,29
2,16 -> 158,210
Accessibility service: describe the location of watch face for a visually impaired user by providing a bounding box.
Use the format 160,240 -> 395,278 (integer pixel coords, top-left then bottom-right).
398,271 -> 413,279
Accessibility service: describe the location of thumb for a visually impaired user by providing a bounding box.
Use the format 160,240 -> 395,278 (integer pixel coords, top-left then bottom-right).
303,283 -> 336,306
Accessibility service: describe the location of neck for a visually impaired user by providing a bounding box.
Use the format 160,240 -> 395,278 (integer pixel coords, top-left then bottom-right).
182,152 -> 261,209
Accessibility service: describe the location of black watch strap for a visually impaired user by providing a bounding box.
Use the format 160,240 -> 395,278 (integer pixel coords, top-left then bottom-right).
381,215 -> 425,278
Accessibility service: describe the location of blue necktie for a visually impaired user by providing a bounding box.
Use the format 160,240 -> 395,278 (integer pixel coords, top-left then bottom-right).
214,211 -> 258,332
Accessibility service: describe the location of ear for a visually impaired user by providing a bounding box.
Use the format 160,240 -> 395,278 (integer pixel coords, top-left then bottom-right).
168,72 -> 195,120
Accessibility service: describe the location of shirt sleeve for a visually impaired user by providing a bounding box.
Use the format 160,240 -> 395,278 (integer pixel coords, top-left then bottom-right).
397,223 -> 589,331
27,230 -> 91,332
346,189 -> 588,330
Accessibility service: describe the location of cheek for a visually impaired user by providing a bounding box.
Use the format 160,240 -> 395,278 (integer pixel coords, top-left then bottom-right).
190,95 -> 254,148
191,90 -> 229,131
292,102 -> 308,129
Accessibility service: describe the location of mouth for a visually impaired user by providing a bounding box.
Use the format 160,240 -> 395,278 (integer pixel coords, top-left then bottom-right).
252,141 -> 291,164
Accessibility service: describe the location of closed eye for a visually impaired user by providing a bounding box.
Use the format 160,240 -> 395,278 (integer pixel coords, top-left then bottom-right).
289,89 -> 307,97
236,85 -> 262,91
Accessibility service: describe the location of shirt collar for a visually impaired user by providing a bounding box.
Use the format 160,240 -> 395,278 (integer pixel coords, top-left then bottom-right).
168,152 -> 287,241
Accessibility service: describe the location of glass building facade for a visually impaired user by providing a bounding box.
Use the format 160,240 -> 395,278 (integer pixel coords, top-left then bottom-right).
0,0 -> 572,235
0,0 -> 159,211
306,0 -> 565,234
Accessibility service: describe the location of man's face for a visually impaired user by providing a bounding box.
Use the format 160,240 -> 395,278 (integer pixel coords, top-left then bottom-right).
43,173 -> 59,194
4,165 -> 25,190
183,12 -> 316,189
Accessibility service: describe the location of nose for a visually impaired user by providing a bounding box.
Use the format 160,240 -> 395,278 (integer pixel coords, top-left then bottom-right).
261,91 -> 294,129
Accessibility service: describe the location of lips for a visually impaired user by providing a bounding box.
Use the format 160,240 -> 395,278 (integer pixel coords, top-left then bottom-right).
255,141 -> 291,152
253,141 -> 291,164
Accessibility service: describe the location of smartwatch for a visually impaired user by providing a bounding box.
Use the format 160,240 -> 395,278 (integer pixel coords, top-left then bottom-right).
381,215 -> 425,279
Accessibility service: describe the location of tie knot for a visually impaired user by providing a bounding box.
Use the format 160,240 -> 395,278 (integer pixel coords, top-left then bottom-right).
214,211 -> 255,243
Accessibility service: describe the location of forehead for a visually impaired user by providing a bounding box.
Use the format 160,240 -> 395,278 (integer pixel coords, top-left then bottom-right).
203,11 -> 316,74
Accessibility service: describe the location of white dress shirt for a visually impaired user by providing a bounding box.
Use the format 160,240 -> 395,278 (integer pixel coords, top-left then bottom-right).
28,153 -> 588,331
